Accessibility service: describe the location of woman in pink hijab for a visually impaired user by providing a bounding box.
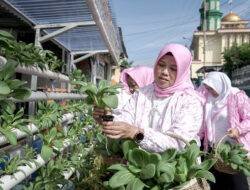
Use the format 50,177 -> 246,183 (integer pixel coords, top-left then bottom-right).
120,66 -> 154,94
114,66 -> 154,116
100,44 -> 204,152
199,72 -> 250,190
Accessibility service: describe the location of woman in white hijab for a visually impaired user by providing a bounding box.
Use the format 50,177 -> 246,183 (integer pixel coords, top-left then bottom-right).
199,72 -> 250,190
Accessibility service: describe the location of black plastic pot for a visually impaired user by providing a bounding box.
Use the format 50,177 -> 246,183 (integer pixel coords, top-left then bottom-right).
102,115 -> 114,122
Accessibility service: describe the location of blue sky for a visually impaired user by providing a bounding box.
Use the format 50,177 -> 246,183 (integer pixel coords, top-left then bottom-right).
112,0 -> 250,67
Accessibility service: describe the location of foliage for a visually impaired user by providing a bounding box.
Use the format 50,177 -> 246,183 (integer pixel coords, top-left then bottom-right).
0,154 -> 30,176
0,30 -> 64,72
214,141 -> 250,176
106,140 -> 216,189
81,80 -> 120,109
0,108 -> 30,145
33,101 -> 63,130
119,58 -> 133,69
39,127 -> 64,161
0,60 -> 31,112
69,69 -> 87,92
25,159 -> 68,190
223,43 -> 250,77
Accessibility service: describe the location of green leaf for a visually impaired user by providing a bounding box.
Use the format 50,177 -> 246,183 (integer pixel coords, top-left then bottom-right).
199,159 -> 217,171
0,30 -> 15,40
41,145 -> 53,161
0,81 -> 11,95
157,161 -> 176,174
102,94 -> 118,109
149,153 -> 161,165
108,164 -> 127,171
109,170 -> 135,188
122,140 -> 138,160
184,142 -> 200,167
159,172 -> 174,183
98,80 -> 108,90
161,148 -> 177,162
0,60 -> 17,80
150,186 -> 160,190
140,163 -> 156,179
126,178 -> 146,190
1,130 -> 17,145
230,155 -> 244,165
0,100 -> 15,112
6,79 -> 27,90
128,148 -> 150,167
12,88 -> 31,100
194,170 -> 215,183
128,165 -> 141,174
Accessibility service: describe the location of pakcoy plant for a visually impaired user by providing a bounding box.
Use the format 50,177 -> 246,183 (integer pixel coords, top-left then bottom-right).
0,154 -> 30,176
0,108 -> 30,145
81,80 -> 120,110
0,60 -> 31,112
24,158 -> 68,190
214,141 -> 250,176
33,101 -> 63,130
39,127 -> 64,161
105,140 -> 216,190
0,30 -> 64,72
69,69 -> 87,92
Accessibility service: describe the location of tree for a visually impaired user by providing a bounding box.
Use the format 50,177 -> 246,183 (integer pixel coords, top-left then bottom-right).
223,43 -> 250,77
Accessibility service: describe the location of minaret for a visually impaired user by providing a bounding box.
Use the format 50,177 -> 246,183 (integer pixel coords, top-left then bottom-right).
198,0 -> 223,31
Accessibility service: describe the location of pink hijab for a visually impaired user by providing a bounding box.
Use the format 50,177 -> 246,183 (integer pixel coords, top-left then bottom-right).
120,66 -> 154,93
154,43 -> 194,98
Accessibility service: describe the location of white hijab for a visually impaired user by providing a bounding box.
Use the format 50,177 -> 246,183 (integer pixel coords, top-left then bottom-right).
202,72 -> 239,142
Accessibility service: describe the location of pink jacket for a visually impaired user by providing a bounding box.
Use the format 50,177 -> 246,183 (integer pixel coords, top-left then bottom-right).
201,90 -> 250,152
228,91 -> 250,153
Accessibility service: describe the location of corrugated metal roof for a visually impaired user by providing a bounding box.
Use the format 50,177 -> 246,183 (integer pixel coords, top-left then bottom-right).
5,0 -> 93,24
45,25 -> 107,52
1,0 -> 109,52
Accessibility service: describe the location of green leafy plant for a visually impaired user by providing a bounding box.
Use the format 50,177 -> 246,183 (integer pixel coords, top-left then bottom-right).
0,60 -> 31,111
106,140 -> 216,189
34,101 -> 63,130
70,69 -> 87,92
81,80 -> 120,109
0,30 -> 64,71
25,158 -> 68,190
0,108 -> 30,145
39,127 -> 64,161
214,141 -> 250,176
0,155 -> 28,176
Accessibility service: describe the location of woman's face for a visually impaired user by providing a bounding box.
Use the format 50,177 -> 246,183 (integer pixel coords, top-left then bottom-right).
204,84 -> 219,98
155,55 -> 177,89
126,75 -> 139,94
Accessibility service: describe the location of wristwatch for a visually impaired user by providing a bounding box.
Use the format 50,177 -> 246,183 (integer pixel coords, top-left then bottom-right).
134,130 -> 144,143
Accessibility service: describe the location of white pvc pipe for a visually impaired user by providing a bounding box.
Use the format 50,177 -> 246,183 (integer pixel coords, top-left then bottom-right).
13,92 -> 86,102
0,140 -> 72,190
63,167 -> 75,180
0,113 -> 74,146
0,124 -> 38,146
15,65 -> 69,82
0,56 -> 69,82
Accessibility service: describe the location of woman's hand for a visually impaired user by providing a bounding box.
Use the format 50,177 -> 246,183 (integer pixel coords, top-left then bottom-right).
228,128 -> 240,138
102,121 -> 140,139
